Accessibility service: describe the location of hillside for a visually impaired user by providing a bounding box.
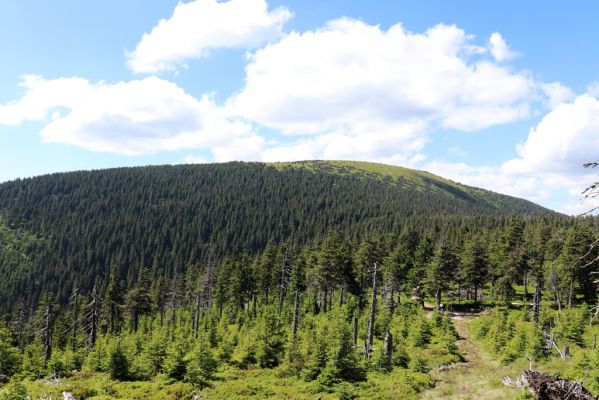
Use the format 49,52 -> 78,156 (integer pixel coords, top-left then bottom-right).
0,160 -> 556,310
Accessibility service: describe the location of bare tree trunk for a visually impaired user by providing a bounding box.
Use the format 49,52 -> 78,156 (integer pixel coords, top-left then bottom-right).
71,288 -> 79,352
329,288 -> 333,311
43,304 -> 54,367
435,288 -> 442,311
353,315 -> 359,348
523,272 -> 529,302
533,284 -> 541,323
313,290 -> 319,314
15,303 -> 27,352
387,285 -> 396,314
367,262 -> 379,356
383,330 -> 393,367
193,292 -> 201,338
567,275 -> 574,309
323,288 -> 328,313
278,249 -> 290,316
86,283 -> 99,351
292,289 -> 300,342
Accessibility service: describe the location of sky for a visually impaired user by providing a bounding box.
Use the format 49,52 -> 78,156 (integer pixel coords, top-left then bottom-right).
1,0 -> 598,214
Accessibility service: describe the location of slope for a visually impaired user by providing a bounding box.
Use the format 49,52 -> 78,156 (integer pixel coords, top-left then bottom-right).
0,160 -> 557,311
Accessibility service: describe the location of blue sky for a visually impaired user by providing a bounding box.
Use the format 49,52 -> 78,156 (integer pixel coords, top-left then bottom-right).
1,0 -> 598,214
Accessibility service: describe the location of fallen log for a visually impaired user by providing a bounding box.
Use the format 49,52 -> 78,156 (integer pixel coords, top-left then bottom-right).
503,370 -> 596,400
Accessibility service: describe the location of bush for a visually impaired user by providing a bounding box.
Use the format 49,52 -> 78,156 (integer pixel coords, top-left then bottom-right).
554,307 -> 588,346
323,323 -> 366,385
336,382 -> 357,400
0,380 -> 28,400
185,340 -> 218,387
408,353 -> 429,373
408,318 -> 432,348
0,328 -> 21,377
256,308 -> 285,368
109,344 -> 130,380
164,339 -> 188,381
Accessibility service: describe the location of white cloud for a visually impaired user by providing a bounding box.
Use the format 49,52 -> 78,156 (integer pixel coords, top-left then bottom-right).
0,75 -> 254,155
212,134 -> 265,161
127,0 -> 292,74
423,160 -> 590,215
587,82 -> 599,97
425,94 -> 599,215
0,75 -> 93,125
488,32 -> 517,62
541,82 -> 575,109
183,154 -> 210,164
260,120 -> 428,166
231,19 -> 536,141
503,94 -> 599,175
424,161 -> 540,201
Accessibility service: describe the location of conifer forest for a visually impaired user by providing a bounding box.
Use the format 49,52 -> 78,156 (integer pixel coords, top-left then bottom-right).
0,161 -> 597,399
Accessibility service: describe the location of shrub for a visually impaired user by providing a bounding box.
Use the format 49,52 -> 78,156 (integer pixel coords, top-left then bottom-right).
0,327 -> 21,377
408,353 -> 429,374
0,380 -> 28,400
109,344 -> 130,380
185,340 -> 218,387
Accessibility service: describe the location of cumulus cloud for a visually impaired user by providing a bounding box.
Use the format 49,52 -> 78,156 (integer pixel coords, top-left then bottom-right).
260,120 -> 428,167
424,161 -> 555,204
488,32 -> 517,62
0,75 -> 254,155
425,94 -> 599,215
231,19 -> 536,140
1,13 -> 581,215
0,75 -> 93,125
212,135 -> 266,161
183,154 -> 210,164
503,94 -> 599,175
127,0 -> 292,74
541,82 -> 575,109
425,159 -> 594,215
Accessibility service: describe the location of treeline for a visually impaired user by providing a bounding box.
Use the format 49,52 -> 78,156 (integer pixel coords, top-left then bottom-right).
0,216 -> 597,394
0,161 -> 556,312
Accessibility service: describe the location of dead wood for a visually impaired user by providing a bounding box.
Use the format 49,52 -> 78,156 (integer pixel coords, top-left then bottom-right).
504,370 -> 596,400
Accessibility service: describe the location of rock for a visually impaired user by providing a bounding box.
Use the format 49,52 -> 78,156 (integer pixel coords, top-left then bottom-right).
0,374 -> 8,384
63,391 -> 76,400
438,364 -> 456,372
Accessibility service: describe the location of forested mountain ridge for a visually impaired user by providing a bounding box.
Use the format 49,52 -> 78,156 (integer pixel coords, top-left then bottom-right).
0,160 -> 557,311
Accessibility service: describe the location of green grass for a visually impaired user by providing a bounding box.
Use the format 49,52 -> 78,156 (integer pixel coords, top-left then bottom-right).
421,316 -> 527,400
17,366 -> 435,400
266,160 -> 548,213
268,160 -> 460,186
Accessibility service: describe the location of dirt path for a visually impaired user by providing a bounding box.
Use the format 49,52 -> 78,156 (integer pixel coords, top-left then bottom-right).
420,314 -> 520,400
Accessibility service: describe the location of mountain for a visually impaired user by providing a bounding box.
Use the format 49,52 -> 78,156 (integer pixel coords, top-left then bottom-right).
0,160 -> 557,310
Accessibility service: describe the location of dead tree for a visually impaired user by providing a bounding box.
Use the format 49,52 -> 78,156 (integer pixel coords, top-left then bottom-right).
13,303 -> 27,351
40,303 -> 55,367
291,289 -> 300,342
581,162 -> 599,216
353,315 -> 359,348
383,329 -> 393,368
278,248 -> 292,316
85,282 -> 100,351
70,288 -> 79,352
167,273 -> 184,326
367,262 -> 379,357
533,284 -> 541,324
503,370 -> 596,400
